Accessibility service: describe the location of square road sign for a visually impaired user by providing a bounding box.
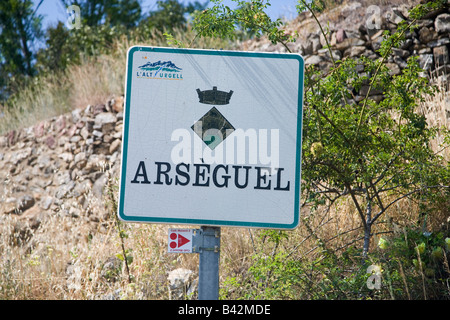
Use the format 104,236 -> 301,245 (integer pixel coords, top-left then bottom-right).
118,46 -> 304,229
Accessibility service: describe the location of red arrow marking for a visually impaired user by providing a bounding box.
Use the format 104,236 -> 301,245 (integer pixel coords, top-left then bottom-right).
177,234 -> 190,247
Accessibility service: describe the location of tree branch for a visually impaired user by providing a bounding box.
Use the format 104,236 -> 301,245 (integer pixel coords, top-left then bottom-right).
373,150 -> 404,185
371,185 -> 450,224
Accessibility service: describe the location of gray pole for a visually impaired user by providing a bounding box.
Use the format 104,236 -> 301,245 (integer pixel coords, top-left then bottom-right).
198,226 -> 221,300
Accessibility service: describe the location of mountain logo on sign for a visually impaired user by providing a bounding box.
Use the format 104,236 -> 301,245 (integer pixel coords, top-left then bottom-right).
137,60 -> 183,80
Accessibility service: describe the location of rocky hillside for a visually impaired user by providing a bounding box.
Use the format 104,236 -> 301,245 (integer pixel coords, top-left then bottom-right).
0,97 -> 124,244
240,1 -> 450,86
0,1 -> 449,248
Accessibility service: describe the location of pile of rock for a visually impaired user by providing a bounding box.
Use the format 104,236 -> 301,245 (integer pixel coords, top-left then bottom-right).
0,95 -> 124,241
240,3 -> 450,95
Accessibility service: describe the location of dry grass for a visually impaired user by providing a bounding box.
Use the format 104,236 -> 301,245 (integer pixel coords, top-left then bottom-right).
418,79 -> 450,162
1,153 -> 448,299
0,29 -> 231,136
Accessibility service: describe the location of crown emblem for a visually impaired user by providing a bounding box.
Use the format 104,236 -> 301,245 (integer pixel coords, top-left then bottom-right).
192,86 -> 235,150
196,86 -> 233,105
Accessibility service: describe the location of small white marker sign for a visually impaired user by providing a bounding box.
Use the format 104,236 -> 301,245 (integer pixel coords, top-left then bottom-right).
168,228 -> 193,253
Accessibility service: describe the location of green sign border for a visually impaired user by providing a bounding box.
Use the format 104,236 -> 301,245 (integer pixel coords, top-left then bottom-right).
118,46 -> 304,229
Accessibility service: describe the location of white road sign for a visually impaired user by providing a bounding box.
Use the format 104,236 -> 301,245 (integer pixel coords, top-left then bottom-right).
118,46 -> 304,229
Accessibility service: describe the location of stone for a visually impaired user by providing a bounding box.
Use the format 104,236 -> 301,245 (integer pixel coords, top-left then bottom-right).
7,130 -> 16,146
370,30 -> 385,41
167,268 -> 196,300
93,104 -> 107,115
10,206 -> 43,246
386,8 -> 404,25
344,46 -> 366,58
66,124 -> 77,138
55,181 -> 75,199
37,153 -> 51,169
394,56 -> 408,69
418,26 -> 438,43
419,54 -> 434,71
16,194 -> 35,214
45,135 -> 56,149
103,134 -> 113,144
309,34 -> 322,52
369,95 -> 384,103
55,116 -> 66,133
55,171 -> 72,186
301,40 -> 313,55
69,207 -> 81,218
85,154 -> 106,172
336,29 -> 346,43
400,38 -> 413,50
10,147 -> 32,165
386,63 -> 401,76
319,32 -> 331,48
71,108 -> 83,123
73,180 -> 93,198
40,196 -> 53,210
84,104 -> 93,115
419,47 -> 432,54
435,13 -> 450,34
80,126 -> 90,140
0,136 -> 6,148
318,48 -> 342,61
95,112 -> 116,126
74,152 -> 87,169
59,152 -> 74,163
360,85 -> 383,96
416,19 -> 434,28
112,96 -> 124,113
305,55 -> 323,65
70,135 -> 81,143
92,130 -> 103,138
95,112 -> 116,134
93,174 -> 107,198
427,38 -> 450,48
34,122 -> 46,138
335,38 -> 365,51
392,48 -> 410,58
3,197 -> 17,214
433,45 -> 449,66
83,117 -> 95,131
66,262 -> 82,291
109,139 -> 121,154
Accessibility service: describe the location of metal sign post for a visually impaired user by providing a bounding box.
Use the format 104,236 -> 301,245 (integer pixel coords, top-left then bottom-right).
196,226 -> 221,300
167,226 -> 221,299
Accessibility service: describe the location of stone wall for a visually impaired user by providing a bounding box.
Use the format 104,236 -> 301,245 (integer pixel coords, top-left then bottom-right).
241,3 -> 450,93
0,96 -> 124,242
